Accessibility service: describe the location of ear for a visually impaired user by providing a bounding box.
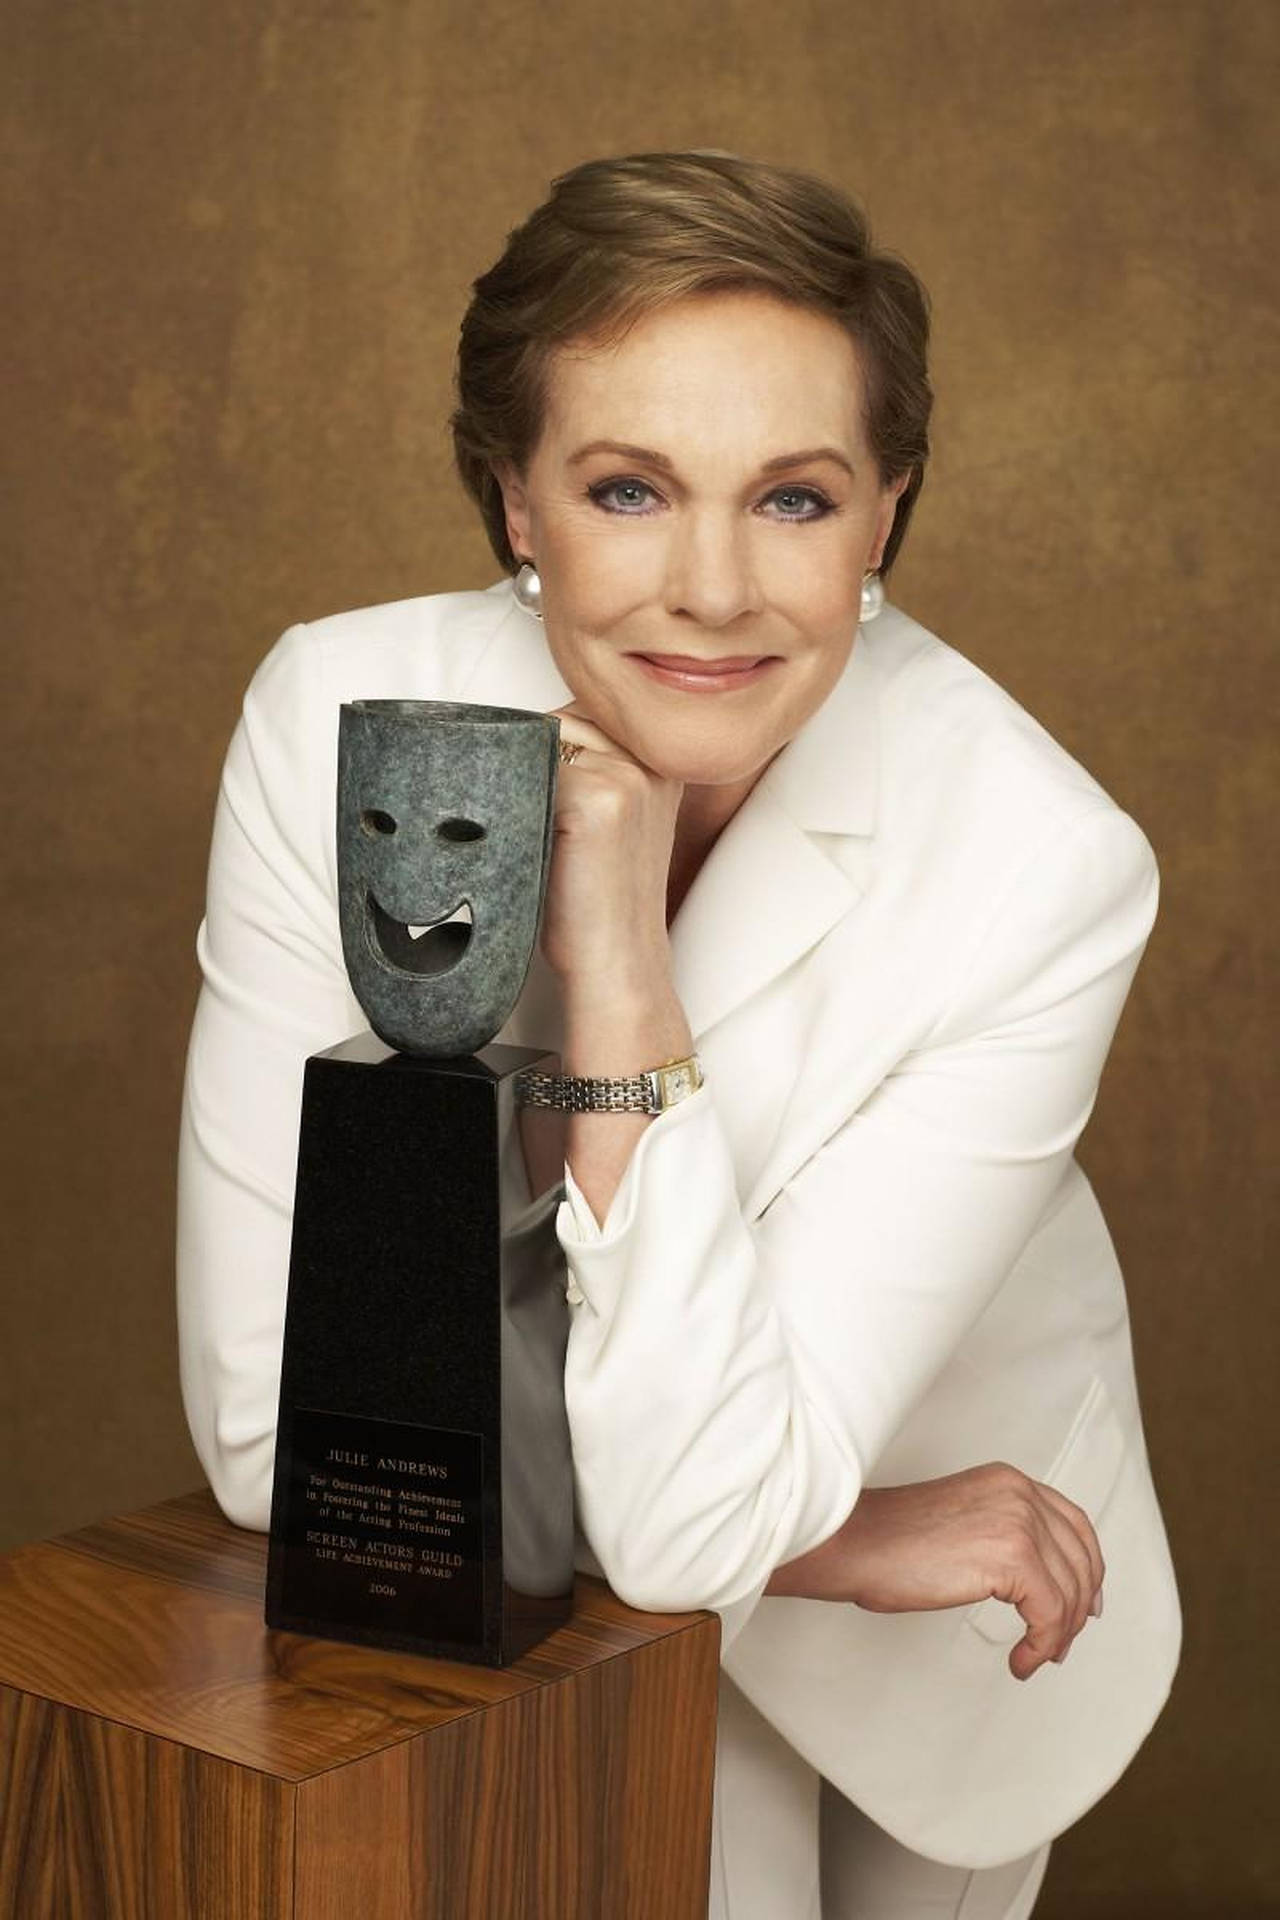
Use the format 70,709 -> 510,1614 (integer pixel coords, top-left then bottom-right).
869,470 -> 912,572
491,459 -> 534,564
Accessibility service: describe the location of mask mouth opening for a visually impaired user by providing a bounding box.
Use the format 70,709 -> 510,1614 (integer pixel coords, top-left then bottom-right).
367,894 -> 473,975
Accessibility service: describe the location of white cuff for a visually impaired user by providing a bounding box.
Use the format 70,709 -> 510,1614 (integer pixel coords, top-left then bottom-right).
556,1087 -> 713,1305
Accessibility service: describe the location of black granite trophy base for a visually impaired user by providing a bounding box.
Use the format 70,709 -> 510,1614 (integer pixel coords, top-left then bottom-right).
265,1031 -> 574,1667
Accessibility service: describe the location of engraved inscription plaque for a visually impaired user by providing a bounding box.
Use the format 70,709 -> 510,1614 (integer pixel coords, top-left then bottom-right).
278,1409 -> 484,1644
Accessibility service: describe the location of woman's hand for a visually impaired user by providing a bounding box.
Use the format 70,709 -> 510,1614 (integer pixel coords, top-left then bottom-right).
543,705 -> 694,1225
764,1464 -> 1105,1681
541,706 -> 684,998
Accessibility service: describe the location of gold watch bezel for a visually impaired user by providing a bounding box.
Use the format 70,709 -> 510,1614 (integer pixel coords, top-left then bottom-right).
650,1056 -> 704,1110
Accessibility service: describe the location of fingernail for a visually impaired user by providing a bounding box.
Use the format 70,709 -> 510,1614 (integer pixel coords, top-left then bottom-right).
1090,1589 -> 1104,1619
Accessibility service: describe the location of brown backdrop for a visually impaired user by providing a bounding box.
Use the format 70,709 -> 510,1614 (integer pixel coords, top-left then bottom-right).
2,2 -> 1275,1913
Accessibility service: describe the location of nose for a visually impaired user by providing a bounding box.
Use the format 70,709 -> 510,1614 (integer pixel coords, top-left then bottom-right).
662,506 -> 763,629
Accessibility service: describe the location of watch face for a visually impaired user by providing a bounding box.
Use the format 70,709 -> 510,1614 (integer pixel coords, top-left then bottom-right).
659,1063 -> 697,1105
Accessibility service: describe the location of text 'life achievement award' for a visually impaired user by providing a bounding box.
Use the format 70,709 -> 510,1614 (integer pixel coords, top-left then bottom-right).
265,700 -> 572,1666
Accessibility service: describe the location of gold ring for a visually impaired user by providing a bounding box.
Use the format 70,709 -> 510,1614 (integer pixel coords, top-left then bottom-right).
558,739 -> 584,766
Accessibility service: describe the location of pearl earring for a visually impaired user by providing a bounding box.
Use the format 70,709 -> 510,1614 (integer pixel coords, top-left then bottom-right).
513,561 -> 543,620
860,571 -> 884,623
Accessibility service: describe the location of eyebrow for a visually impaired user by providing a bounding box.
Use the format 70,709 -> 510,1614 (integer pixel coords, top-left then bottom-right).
566,439 -> 856,480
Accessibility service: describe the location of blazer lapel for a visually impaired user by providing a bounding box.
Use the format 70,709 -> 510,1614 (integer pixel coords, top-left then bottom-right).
671,636 -> 879,1041
669,793 -> 855,1041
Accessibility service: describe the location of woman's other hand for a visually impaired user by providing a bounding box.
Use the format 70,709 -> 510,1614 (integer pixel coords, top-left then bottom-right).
764,1464 -> 1105,1680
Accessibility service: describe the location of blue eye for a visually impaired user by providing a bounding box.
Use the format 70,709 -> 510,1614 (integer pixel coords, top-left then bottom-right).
588,478 -> 661,515
764,486 -> 833,521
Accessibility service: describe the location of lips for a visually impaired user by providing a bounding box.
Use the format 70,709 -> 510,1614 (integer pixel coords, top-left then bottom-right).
368,894 -> 473,975
629,652 -> 778,692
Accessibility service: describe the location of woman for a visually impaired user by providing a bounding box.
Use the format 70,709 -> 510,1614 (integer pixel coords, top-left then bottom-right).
178,152 -> 1179,1917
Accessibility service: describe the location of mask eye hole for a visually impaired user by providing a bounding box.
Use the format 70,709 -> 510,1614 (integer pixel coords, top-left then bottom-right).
437,818 -> 486,843
361,809 -> 397,836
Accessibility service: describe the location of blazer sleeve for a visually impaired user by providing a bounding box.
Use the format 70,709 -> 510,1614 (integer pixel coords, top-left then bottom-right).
177,625 -> 362,1530
558,803 -> 1159,1650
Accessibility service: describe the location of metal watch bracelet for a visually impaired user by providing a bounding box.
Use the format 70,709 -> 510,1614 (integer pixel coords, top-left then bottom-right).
515,1055 -> 704,1114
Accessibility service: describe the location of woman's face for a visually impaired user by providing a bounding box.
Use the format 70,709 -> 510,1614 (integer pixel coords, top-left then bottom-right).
496,290 -> 907,792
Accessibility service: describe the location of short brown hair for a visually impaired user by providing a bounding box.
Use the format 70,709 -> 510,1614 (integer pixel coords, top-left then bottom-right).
451,151 -> 932,578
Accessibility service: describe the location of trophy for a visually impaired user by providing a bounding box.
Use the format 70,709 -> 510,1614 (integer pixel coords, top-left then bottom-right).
265,701 -> 573,1666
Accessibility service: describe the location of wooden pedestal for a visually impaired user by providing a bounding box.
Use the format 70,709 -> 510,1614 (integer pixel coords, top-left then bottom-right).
0,1489 -> 719,1918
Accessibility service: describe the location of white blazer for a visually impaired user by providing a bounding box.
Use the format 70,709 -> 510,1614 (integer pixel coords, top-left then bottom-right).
178,578 -> 1180,1871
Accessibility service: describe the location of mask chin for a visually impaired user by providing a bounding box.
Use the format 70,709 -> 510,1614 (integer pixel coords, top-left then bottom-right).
367,895 -> 474,976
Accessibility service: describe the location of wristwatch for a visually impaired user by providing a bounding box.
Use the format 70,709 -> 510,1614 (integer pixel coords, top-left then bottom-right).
515,1054 -> 704,1114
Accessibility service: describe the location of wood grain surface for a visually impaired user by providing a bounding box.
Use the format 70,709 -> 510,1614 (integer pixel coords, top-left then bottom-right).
294,1628 -> 718,1919
0,1489 -> 719,1916
0,1489 -> 716,1778
0,1687 -> 293,1920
